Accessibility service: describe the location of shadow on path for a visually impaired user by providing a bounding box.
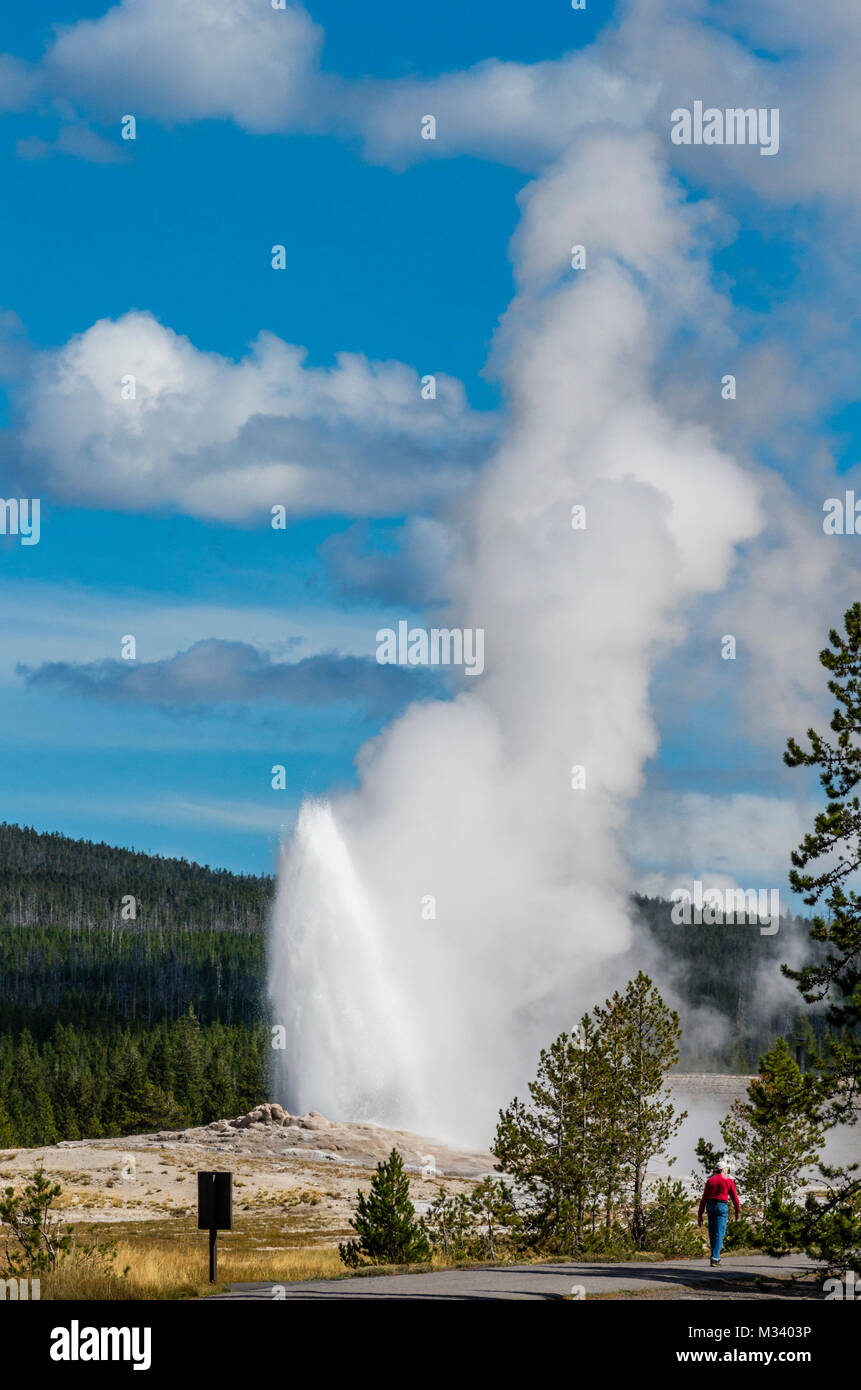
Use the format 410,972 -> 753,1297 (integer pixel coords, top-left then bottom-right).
210,1255 -> 822,1301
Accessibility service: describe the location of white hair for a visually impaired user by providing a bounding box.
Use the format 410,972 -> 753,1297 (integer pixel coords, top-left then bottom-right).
717,1162 -> 729,1174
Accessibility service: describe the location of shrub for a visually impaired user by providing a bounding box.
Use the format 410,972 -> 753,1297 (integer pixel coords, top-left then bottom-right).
643,1179 -> 704,1257
721,1215 -> 763,1251
424,1178 -> 520,1261
339,1149 -> 430,1268
0,1171 -> 120,1279
577,1223 -> 635,1260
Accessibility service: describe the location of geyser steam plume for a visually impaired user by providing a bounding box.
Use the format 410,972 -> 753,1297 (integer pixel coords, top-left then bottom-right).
269,131 -> 762,1145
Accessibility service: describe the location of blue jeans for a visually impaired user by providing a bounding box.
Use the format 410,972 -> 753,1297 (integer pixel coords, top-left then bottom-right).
707,1199 -> 729,1261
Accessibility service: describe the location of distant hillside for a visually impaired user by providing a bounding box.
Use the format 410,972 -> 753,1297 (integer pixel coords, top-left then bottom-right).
0,826 -> 275,1146
0,823 -> 272,1037
0,821 -> 272,933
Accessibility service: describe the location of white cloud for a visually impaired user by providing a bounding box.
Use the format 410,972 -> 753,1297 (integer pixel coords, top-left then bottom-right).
43,0 -> 327,134
19,311 -> 492,519
19,0 -> 656,163
346,49 -> 657,169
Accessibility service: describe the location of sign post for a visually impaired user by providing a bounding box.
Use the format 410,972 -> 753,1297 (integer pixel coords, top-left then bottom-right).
197,1171 -> 233,1283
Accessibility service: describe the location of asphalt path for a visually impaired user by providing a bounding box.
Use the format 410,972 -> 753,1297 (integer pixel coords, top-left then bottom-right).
210,1254 -> 820,1300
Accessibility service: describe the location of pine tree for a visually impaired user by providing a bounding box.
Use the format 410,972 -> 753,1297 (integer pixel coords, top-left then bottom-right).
588,1002 -> 627,1232
169,1005 -> 205,1124
424,1180 -> 519,1261
0,1170 -> 72,1275
720,1037 -> 823,1220
493,980 -> 684,1254
493,1028 -> 600,1252
339,1149 -> 431,1268
643,1178 -> 704,1257
424,1188 -> 474,1261
0,1092 -> 14,1148
48,1025 -> 85,1142
204,1030 -> 236,1120
466,1178 -> 519,1260
693,1136 -> 724,1182
148,1028 -> 176,1106
778,603 -> 861,1269
135,1081 -> 185,1132
597,972 -> 686,1248
792,1017 -> 819,1073
106,1034 -> 146,1133
7,1032 -> 57,1147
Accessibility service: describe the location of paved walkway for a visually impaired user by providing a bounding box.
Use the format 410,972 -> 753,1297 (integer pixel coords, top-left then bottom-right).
211,1254 -> 820,1300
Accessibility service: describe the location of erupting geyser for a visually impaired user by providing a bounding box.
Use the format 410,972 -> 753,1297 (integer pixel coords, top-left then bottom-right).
269,132 -> 761,1145
268,800 -> 429,1130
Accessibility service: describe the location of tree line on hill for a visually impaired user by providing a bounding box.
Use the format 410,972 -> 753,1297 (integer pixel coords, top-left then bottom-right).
0,822 -> 271,934
0,824 -> 271,1146
0,922 -> 264,1037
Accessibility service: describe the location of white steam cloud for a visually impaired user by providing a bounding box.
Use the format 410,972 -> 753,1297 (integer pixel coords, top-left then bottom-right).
269,131 -> 762,1145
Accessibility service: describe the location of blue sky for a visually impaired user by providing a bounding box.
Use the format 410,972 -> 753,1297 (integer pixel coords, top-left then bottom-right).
0,0 -> 859,897
0,3 -> 526,870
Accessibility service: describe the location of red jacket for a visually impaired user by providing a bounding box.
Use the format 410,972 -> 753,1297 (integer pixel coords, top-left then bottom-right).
698,1173 -> 740,1220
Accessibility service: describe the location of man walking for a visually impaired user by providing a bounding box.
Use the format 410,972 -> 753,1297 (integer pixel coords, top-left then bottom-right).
697,1161 -> 740,1266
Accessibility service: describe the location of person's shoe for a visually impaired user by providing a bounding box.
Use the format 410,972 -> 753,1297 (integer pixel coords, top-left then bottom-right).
710,1258 -> 720,1267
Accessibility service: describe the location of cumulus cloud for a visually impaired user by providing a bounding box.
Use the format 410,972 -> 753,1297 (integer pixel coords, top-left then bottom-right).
42,0 -> 328,134
9,0 -> 653,164
18,312 -> 492,520
17,638 -> 434,712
